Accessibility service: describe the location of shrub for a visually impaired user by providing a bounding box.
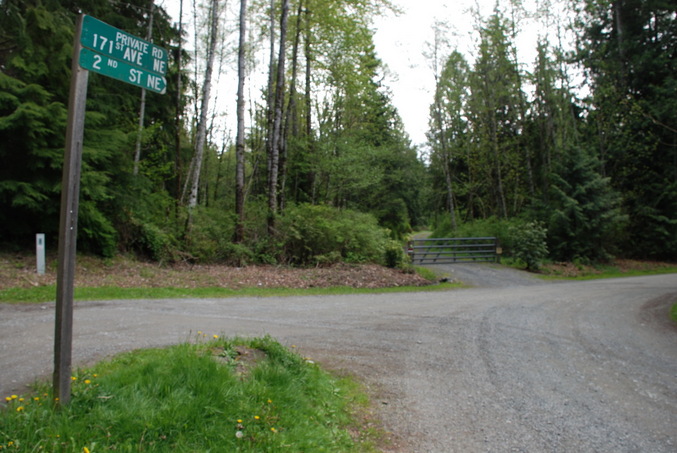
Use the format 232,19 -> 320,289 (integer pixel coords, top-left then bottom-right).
278,204 -> 390,266
183,208 -> 240,263
508,221 -> 548,271
383,240 -> 408,268
137,221 -> 177,263
78,201 -> 118,258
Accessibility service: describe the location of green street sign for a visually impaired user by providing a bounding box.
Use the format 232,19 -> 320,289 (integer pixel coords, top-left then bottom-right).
81,15 -> 167,76
79,47 -> 166,94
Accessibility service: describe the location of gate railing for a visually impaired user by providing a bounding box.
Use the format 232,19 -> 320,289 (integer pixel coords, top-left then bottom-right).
407,237 -> 499,264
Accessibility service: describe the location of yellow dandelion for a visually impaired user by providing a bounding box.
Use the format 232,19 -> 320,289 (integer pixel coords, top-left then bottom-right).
16,406 -> 24,412
33,397 -> 40,402
11,395 -> 17,399
84,380 -> 91,385
213,334 -> 219,339
93,374 -> 98,378
4,397 -> 10,402
267,399 -> 272,404
237,419 -> 243,423
254,415 -> 260,420
197,331 -> 203,335
270,427 -> 277,433
83,447 -> 90,453
71,376 -> 77,381
18,398 -> 24,402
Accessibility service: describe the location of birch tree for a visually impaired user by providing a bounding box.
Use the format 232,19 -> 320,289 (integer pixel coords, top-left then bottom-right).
185,0 -> 221,228
267,0 -> 290,235
235,0 -> 247,242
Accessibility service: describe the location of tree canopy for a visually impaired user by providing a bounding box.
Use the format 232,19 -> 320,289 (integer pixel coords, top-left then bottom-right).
1,0 -> 674,265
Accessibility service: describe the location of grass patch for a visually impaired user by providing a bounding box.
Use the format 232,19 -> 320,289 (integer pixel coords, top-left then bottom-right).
536,259 -> 677,280
671,304 -> 677,324
0,336 -> 381,452
412,265 -> 439,281
0,282 -> 460,304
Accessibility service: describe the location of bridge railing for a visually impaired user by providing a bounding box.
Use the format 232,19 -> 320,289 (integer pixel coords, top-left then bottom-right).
407,237 -> 499,264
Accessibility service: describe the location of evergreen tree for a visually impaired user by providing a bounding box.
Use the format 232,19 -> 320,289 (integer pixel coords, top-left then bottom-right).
576,0 -> 677,259
0,1 -> 75,248
466,11 -> 526,219
427,50 -> 470,229
541,144 -> 625,262
0,0 -> 185,255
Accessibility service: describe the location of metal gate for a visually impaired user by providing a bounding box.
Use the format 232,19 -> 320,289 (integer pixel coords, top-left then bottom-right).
407,237 -> 499,264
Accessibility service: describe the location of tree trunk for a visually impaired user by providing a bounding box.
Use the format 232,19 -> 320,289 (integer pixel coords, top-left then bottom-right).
429,31 -> 457,231
133,1 -> 154,176
265,0 -> 275,209
186,0 -> 220,228
235,0 -> 247,243
304,7 -> 316,203
279,0 -> 303,211
267,0 -> 290,235
173,0 -> 184,220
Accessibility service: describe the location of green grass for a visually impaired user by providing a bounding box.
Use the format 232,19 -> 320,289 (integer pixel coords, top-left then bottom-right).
537,264 -> 677,280
0,336 -> 380,452
0,281 -> 460,304
671,304 -> 677,324
498,256 -> 677,280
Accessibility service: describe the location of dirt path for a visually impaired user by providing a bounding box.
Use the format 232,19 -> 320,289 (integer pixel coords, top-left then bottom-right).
2,274 -> 676,452
425,262 -> 546,287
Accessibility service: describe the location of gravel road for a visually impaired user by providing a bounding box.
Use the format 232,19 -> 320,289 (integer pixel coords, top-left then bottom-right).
1,266 -> 676,452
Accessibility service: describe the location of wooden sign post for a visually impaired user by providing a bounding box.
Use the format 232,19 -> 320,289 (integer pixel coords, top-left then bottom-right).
54,13 -> 167,405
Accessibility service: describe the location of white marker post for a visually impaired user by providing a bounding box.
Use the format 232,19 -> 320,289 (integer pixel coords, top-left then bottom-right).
36,234 -> 45,275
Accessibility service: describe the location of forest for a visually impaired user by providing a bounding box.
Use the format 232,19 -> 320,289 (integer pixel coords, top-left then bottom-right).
1,0 -> 675,268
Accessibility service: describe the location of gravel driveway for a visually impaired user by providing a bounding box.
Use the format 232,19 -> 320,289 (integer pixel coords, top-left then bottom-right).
1,266 -> 676,452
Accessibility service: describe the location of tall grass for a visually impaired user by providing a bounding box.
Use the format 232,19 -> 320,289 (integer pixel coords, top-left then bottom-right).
0,336 -> 376,452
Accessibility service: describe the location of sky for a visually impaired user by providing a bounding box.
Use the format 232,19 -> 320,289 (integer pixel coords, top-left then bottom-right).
159,0 -> 561,148
372,0 -> 483,146
372,0 -> 559,146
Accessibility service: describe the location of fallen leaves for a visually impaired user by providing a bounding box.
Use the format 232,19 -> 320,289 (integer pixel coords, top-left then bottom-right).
1,254 -> 432,290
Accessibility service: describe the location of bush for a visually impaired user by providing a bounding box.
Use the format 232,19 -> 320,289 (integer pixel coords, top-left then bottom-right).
78,201 -> 118,258
183,208 -> 246,264
137,221 -> 177,263
508,221 -> 549,271
278,204 -> 390,266
383,240 -> 408,268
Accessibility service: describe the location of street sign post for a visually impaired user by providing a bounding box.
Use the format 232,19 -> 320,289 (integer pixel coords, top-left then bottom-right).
54,13 -> 167,406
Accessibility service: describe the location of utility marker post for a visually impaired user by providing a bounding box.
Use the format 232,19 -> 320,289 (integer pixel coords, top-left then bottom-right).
36,234 -> 45,275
